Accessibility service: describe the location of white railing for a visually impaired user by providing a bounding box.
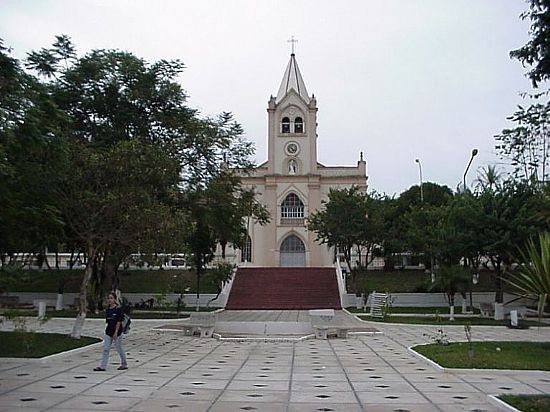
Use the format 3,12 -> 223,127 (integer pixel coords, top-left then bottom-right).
215,266 -> 237,307
334,255 -> 347,307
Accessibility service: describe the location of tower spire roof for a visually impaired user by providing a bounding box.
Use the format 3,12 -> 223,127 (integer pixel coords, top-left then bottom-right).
276,53 -> 310,104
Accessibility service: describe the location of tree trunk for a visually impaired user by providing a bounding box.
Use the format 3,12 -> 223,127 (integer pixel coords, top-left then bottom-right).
55,293 -> 64,311
70,241 -> 96,339
102,248 -> 118,292
383,255 -> 394,272
220,240 -> 227,260
43,247 -> 52,270
448,293 -> 455,321
494,262 -> 504,304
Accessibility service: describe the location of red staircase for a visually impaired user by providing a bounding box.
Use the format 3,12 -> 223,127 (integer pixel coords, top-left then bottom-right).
225,267 -> 341,310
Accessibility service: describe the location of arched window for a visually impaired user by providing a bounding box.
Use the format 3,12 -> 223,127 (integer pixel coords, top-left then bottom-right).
281,235 -> 306,253
281,193 -> 304,223
241,235 -> 252,262
280,234 -> 306,266
281,117 -> 290,133
294,117 -> 303,133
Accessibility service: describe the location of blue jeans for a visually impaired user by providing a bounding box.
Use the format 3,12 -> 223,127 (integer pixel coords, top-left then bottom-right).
100,333 -> 127,369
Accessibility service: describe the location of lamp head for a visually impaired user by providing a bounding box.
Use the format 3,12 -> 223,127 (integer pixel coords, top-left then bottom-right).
472,148 -> 478,156
415,158 -> 420,163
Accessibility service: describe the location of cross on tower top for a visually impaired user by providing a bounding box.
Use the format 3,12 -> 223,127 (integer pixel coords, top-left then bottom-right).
287,36 -> 298,55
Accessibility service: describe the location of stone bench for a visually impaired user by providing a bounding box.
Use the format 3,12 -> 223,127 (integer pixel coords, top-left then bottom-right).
181,312 -> 217,338
33,299 -> 57,309
309,309 -> 348,339
478,302 -> 495,318
478,302 -> 528,319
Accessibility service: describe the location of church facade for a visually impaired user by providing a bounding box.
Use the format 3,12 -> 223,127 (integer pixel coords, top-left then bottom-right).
237,53 -> 367,267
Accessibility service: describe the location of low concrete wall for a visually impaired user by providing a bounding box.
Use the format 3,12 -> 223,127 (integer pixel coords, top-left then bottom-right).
345,292 -> 530,308
8,292 -> 227,308
215,321 -> 313,335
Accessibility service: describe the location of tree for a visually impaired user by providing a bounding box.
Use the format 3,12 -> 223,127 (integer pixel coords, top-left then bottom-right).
476,180 -> 547,303
397,182 -> 453,210
395,182 -> 454,271
0,39 -> 68,266
357,192 -> 385,270
401,204 -> 458,269
497,1 -> 549,185
447,193 -> 487,270
475,165 -> 503,193
24,36 -> 257,333
183,172 -> 269,310
182,191 -> 216,311
495,102 -> 549,184
26,37 -> 254,188
205,172 -> 269,260
58,140 -> 181,337
307,186 -> 373,292
377,196 -> 403,271
509,0 -> 550,88
428,265 -> 469,321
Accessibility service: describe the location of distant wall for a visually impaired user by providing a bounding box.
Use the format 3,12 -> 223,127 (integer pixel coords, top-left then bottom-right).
344,292 -> 531,308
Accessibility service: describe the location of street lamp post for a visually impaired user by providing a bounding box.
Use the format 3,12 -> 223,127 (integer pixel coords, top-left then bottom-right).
462,148 -> 478,312
463,148 -> 478,191
415,158 -> 423,203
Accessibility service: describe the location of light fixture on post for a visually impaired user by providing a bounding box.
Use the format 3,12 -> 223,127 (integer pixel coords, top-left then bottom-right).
463,148 -> 478,192
415,158 -> 423,203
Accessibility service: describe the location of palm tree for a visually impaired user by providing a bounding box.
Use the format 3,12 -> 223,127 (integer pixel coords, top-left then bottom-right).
506,232 -> 550,320
475,165 -> 503,193
429,265 -> 470,321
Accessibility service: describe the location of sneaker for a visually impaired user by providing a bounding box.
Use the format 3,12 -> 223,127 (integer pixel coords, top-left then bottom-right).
117,365 -> 128,370
93,367 -> 106,371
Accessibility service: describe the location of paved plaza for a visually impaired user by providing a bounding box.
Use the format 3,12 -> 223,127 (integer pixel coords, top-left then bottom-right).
1,315 -> 549,411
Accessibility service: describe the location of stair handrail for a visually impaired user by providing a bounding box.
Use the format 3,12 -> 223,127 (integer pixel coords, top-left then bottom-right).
218,266 -> 237,307
334,255 -> 347,306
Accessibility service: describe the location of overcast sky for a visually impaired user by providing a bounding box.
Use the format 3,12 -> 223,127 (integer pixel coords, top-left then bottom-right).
2,0 -> 534,196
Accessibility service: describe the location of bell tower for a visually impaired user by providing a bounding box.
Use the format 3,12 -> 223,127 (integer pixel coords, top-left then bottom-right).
266,52 -> 318,176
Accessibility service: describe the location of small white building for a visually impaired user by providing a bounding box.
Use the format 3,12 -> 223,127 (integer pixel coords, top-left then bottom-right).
236,52 -> 367,267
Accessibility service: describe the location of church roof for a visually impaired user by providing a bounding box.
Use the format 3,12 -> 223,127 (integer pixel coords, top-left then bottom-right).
276,53 -> 310,104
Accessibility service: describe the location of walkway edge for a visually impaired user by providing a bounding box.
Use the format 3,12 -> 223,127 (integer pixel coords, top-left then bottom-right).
487,395 -> 522,412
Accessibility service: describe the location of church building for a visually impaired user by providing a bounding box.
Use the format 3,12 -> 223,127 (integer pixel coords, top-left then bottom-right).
238,52 -> 367,267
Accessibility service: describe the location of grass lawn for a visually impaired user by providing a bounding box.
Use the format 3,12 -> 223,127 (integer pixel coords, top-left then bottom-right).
499,395 -> 550,412
0,331 -> 100,358
413,341 -> 550,370
1,268 -> 220,294
350,270 -> 498,293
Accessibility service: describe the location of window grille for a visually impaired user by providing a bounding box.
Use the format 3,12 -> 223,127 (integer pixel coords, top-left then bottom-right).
281,193 -> 304,219
281,235 -> 305,252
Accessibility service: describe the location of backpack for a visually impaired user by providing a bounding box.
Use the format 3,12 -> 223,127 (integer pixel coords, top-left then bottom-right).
121,313 -> 131,334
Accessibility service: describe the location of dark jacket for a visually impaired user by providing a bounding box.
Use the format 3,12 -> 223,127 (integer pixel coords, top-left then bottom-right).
105,306 -> 124,337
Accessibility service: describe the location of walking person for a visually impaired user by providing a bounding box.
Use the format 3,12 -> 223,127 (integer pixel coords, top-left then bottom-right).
94,292 -> 128,371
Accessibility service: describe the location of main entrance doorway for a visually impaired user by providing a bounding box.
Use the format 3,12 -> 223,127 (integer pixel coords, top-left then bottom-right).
280,234 -> 306,266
